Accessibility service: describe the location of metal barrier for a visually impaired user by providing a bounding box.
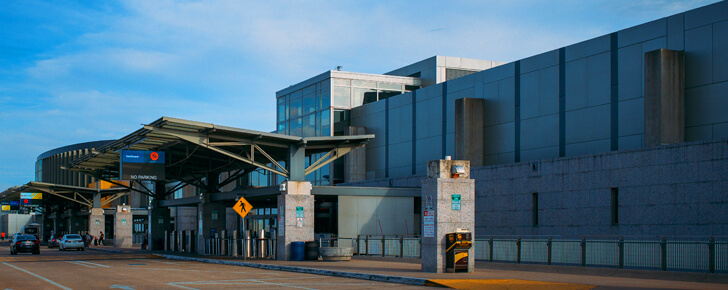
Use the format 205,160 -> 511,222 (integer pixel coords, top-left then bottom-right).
474,236 -> 728,273
349,235 -> 421,258
203,236 -> 277,259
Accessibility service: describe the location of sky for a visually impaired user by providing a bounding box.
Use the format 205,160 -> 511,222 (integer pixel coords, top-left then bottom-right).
0,0 -> 721,190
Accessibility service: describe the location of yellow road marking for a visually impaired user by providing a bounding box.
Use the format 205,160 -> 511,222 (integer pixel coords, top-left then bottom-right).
425,279 -> 596,290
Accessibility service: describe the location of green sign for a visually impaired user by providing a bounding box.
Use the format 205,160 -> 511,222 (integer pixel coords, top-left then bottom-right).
296,206 -> 303,218
452,194 -> 461,210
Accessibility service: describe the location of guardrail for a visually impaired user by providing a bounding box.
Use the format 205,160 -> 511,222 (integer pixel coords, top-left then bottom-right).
474,236 -> 728,273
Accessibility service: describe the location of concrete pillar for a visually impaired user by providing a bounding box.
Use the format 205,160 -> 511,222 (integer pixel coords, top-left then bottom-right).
344,126 -> 367,182
89,208 -> 105,242
454,98 -> 484,167
149,200 -> 171,250
196,200 -> 227,254
114,205 -> 133,248
421,159 -> 475,273
644,49 -> 685,147
276,181 -> 314,261
187,230 -> 195,253
69,208 -> 84,234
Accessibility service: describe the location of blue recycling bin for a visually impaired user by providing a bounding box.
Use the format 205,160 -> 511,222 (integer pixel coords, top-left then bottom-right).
291,241 -> 305,261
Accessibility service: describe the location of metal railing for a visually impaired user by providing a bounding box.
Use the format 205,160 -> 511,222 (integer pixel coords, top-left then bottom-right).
474,236 -> 728,273
347,235 -> 421,258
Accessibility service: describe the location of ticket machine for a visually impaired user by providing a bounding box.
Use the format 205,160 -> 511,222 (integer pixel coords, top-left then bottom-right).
445,231 -> 472,273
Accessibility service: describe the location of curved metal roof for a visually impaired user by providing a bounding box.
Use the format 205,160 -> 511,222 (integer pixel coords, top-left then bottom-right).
64,116 -> 374,183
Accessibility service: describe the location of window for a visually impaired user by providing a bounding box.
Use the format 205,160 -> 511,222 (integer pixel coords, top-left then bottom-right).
532,193 -> 538,226
333,86 -> 350,107
611,188 -> 619,225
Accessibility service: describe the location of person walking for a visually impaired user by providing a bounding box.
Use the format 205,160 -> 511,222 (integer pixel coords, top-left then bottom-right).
99,231 -> 104,246
84,233 -> 91,249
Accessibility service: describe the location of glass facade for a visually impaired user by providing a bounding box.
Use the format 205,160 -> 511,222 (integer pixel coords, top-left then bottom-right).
276,74 -> 419,184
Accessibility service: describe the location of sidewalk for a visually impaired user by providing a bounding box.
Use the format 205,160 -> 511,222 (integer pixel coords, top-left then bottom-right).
87,246 -> 728,289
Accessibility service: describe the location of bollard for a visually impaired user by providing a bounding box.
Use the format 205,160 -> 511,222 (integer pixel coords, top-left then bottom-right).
547,237 -> 552,265
233,230 -> 238,257
516,237 -> 522,264
709,236 -> 715,273
660,237 -> 667,271
164,231 -> 168,251
221,230 -> 227,256
581,236 -> 586,267
618,236 -> 624,269
399,236 -> 404,258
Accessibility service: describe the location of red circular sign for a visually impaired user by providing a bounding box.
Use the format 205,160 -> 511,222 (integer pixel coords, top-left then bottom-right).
150,152 -> 159,161
23,199 -> 28,204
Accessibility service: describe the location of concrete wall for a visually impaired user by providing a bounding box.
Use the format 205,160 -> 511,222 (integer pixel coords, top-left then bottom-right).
338,196 -> 416,238
351,0 -> 728,179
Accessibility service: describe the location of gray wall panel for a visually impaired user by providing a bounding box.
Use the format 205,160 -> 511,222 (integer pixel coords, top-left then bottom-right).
684,0 -> 728,30
520,71 -> 540,119
714,20 -> 728,83
540,66 -> 560,115
618,44 -> 643,101
566,35 -> 610,62
521,114 -> 559,150
618,18 -> 667,47
389,105 -> 412,144
388,142 -> 412,169
685,25 -> 713,88
565,58 -> 588,111
484,122 -> 515,155
587,52 -> 611,106
415,97 -> 442,139
484,62 -> 515,83
667,14 -> 685,51
565,104 -> 611,144
685,82 -> 728,127
686,125 -> 712,142
619,134 -> 643,150
618,98 -> 645,136
713,122 -> 728,139
416,136 -> 442,165
520,49 -> 559,73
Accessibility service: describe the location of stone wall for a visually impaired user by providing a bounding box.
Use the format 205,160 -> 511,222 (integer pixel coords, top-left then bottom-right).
341,139 -> 728,237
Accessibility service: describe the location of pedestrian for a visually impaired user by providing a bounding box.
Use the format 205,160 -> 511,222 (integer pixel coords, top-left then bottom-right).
94,236 -> 98,246
85,233 -> 91,249
142,234 -> 148,250
99,231 -> 104,246
1,231 -> 5,241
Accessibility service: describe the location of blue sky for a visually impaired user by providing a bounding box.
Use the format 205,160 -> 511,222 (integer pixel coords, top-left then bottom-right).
0,0 -> 720,190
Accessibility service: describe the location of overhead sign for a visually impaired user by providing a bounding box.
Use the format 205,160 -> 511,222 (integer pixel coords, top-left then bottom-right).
20,193 -> 42,200
120,150 -> 166,180
233,196 -> 253,219
8,200 -> 19,210
1,204 -> 9,211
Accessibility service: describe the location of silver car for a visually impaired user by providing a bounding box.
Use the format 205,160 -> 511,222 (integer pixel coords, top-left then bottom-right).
59,234 -> 85,251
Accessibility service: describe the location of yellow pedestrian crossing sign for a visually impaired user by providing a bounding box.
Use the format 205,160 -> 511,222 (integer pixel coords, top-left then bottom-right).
233,196 -> 253,219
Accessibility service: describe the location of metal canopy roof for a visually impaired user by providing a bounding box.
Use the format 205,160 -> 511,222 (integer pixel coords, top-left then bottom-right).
0,181 -> 129,208
64,116 -> 374,184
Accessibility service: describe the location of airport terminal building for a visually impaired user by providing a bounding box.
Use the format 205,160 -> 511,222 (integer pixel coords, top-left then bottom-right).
1,1 -> 727,256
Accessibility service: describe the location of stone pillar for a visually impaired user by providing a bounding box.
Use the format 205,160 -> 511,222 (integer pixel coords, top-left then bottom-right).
149,200 -> 171,250
644,49 -> 685,147
421,159 -> 475,273
455,98 -> 484,167
114,205 -> 133,248
89,208 -> 105,242
196,200 -> 227,254
276,181 -> 314,261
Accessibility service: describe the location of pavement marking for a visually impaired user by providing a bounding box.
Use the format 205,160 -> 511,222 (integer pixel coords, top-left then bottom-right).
110,285 -> 136,289
67,261 -> 96,268
425,279 -> 596,290
167,282 -> 199,290
2,262 -> 72,290
137,258 -> 184,265
74,260 -> 110,268
137,267 -> 279,274
248,278 -> 317,289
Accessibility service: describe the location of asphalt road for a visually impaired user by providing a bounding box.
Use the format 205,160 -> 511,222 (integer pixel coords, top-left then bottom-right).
0,246 -> 427,289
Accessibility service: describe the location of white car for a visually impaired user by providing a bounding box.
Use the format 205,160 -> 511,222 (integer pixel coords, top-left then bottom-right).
59,234 -> 85,251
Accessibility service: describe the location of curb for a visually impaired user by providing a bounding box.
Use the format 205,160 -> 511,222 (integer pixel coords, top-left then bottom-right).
158,254 -> 429,287
88,247 -> 124,253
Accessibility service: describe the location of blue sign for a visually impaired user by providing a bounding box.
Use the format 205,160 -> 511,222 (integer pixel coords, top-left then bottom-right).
120,150 -> 166,180
121,150 -> 165,164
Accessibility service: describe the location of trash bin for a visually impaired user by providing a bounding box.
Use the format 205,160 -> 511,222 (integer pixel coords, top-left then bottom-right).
291,241 -> 305,261
304,241 -> 319,260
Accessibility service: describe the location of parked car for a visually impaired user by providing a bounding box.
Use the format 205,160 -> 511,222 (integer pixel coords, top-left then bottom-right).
10,235 -> 40,255
59,234 -> 84,251
48,235 -> 60,248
